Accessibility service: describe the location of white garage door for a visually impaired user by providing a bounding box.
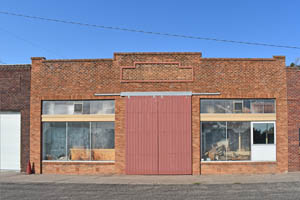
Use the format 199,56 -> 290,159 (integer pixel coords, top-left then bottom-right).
0,112 -> 21,171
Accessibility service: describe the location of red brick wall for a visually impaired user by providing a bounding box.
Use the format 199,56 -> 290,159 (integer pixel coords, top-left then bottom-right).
287,68 -> 300,171
42,162 -> 115,175
0,64 -> 31,172
30,53 -> 288,175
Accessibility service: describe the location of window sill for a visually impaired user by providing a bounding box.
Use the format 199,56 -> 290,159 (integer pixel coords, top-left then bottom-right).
201,161 -> 277,165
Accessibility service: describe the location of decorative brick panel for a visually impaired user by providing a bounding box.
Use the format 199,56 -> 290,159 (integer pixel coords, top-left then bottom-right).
121,62 -> 193,82
30,53 -> 288,175
0,64 -> 31,172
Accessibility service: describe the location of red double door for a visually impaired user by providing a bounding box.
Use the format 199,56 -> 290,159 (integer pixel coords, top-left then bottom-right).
126,96 -> 192,175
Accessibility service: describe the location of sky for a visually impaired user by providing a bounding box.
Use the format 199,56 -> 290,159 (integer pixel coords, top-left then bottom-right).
0,0 -> 299,65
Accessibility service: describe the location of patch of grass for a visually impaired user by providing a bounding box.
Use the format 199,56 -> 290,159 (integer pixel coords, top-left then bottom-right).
193,182 -> 202,185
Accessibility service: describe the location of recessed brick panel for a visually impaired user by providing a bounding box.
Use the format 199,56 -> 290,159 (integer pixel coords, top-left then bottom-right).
121,62 -> 193,82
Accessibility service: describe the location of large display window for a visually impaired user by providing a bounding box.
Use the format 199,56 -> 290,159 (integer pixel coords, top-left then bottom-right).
201,121 -> 276,162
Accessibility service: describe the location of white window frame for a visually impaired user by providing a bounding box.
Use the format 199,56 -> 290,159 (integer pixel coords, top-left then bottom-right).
251,121 -> 276,161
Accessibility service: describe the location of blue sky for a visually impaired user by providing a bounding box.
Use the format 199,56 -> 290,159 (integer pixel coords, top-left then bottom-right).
0,0 -> 299,65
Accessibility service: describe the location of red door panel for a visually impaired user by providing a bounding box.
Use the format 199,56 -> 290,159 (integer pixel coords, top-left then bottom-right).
125,96 -> 158,174
158,96 -> 192,174
125,95 -> 192,175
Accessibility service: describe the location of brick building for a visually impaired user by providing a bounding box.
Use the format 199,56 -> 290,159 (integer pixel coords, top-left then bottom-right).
27,52 -> 289,175
287,68 -> 300,172
0,64 -> 31,172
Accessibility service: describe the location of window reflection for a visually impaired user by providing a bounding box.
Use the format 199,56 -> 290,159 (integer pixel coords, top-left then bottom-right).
202,122 -> 227,161
42,122 -> 67,160
42,100 -> 115,115
200,99 -> 275,114
253,123 -> 274,144
42,122 -> 115,161
201,121 -> 251,161
227,122 -> 251,161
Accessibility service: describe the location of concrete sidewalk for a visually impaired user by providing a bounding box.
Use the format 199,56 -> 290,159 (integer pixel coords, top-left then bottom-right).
1,171 -> 300,185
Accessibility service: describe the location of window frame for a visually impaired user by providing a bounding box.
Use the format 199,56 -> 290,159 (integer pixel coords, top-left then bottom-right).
201,121 -> 276,163
251,121 -> 276,146
200,99 -> 276,114
42,121 -> 115,163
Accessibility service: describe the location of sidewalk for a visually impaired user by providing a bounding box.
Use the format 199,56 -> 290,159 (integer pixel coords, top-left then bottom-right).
1,171 -> 300,185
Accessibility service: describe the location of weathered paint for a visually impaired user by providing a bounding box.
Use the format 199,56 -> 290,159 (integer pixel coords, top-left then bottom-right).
126,96 -> 192,175
158,96 -> 192,174
125,96 -> 158,174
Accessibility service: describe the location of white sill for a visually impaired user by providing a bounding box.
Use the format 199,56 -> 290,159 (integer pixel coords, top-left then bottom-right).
42,160 -> 115,163
201,160 -> 276,163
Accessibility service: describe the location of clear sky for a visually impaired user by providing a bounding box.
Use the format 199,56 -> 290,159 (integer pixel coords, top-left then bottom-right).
0,0 -> 299,65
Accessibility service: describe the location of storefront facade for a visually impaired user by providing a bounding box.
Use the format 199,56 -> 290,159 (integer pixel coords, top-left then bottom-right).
27,53 -> 289,175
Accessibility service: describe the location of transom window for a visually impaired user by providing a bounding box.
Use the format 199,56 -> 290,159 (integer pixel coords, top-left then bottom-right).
42,100 -> 115,115
200,99 -> 275,114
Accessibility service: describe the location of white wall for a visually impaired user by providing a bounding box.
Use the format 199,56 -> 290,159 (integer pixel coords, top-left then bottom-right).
0,113 -> 21,170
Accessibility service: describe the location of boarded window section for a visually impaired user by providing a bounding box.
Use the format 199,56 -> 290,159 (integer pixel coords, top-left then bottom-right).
42,122 -> 115,161
200,99 -> 275,114
42,100 -> 115,115
201,122 -> 251,161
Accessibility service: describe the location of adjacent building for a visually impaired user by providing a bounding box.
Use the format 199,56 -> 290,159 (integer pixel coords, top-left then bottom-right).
0,64 -> 31,172
287,67 -> 300,171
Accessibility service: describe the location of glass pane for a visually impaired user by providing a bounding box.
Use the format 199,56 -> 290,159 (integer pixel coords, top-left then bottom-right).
42,122 -> 67,160
103,100 -> 115,114
264,100 -> 275,113
43,100 -> 115,115
73,102 -> 83,114
90,100 -> 115,114
243,100 -> 251,113
200,100 -> 215,113
214,100 -> 233,113
200,99 -> 275,114
42,101 -> 55,115
201,122 -> 227,161
227,122 -> 251,161
91,122 -> 115,161
253,123 -> 267,144
250,100 -> 264,113
67,122 -> 90,161
54,101 -> 74,115
233,101 -> 243,113
253,123 -> 275,144
83,101 -> 90,114
266,123 -> 274,144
